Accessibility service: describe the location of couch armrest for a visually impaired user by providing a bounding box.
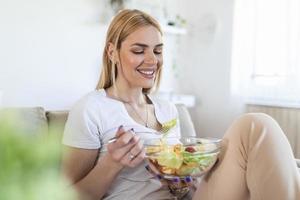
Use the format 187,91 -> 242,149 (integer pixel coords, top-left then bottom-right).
175,104 -> 196,137
0,107 -> 48,136
46,111 -> 68,137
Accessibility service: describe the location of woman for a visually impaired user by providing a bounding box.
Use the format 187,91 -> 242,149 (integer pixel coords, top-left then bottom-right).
62,9 -> 300,200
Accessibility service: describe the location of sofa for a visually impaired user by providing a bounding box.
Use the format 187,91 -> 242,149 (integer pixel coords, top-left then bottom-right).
1,104 -> 300,170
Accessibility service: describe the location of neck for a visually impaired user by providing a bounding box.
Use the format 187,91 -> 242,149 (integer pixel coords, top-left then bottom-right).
107,84 -> 146,106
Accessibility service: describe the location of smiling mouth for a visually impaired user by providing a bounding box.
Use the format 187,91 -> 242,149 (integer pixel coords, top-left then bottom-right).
137,69 -> 155,79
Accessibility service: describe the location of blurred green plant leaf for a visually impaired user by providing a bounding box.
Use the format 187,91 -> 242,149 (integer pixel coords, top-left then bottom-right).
0,113 -> 77,200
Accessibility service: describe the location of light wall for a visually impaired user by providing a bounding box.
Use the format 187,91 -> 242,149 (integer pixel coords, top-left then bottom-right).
172,0 -> 245,138
0,0 -> 106,110
0,0 -> 245,138
0,0 -> 182,110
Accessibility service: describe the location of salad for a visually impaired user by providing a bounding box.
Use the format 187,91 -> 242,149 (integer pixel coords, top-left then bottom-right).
145,138 -> 220,177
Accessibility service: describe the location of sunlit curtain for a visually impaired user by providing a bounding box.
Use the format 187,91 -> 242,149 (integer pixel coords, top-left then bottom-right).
231,0 -> 300,107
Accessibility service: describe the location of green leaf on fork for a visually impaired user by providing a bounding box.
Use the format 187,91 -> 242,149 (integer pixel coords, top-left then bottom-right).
161,118 -> 177,136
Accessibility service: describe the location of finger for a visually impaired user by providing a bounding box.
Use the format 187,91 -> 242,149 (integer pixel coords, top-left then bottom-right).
118,135 -> 140,156
108,135 -> 139,161
171,177 -> 180,184
169,177 -> 192,191
128,137 -> 144,156
114,129 -> 136,148
128,148 -> 145,167
119,149 -> 137,165
115,125 -> 126,137
182,176 -> 194,187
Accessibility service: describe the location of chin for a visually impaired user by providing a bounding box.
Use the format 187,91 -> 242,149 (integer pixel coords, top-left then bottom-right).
140,82 -> 154,89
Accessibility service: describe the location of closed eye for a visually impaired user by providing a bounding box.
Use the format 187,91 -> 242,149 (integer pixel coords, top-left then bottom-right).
131,50 -> 144,54
154,50 -> 162,55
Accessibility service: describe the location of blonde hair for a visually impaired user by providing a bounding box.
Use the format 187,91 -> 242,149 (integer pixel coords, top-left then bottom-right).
96,9 -> 163,94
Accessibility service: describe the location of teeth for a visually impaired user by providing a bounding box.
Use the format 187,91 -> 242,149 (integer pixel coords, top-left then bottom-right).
139,70 -> 154,75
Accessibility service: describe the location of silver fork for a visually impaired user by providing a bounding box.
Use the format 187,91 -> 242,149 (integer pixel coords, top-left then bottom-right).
105,130 -> 161,144
103,120 -> 177,145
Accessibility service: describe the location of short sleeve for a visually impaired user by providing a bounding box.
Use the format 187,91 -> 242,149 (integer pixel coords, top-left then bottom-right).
62,99 -> 101,149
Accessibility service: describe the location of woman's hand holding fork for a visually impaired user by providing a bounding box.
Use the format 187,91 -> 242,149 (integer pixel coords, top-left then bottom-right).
105,125 -> 146,168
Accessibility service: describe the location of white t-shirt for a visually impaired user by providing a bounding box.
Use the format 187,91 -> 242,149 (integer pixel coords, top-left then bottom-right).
63,89 -> 181,200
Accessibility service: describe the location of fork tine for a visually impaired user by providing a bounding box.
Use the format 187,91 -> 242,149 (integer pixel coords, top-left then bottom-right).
160,118 -> 177,134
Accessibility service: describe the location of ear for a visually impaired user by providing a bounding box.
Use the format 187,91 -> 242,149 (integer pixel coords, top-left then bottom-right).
107,43 -> 119,64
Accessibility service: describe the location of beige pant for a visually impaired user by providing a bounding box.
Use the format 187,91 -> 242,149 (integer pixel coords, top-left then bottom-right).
193,113 -> 300,200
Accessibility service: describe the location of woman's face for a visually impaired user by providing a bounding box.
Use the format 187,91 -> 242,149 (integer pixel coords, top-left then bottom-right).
116,25 -> 163,89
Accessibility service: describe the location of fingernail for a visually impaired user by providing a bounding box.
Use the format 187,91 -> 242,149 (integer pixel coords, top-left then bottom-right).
131,128 -> 134,132
185,176 -> 192,183
145,165 -> 150,171
156,174 -> 162,180
172,177 -> 180,183
118,125 -> 124,129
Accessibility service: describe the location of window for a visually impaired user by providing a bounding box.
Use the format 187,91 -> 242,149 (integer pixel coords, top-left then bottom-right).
231,0 -> 300,107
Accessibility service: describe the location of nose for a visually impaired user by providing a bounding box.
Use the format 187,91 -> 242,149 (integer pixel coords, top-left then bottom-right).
144,52 -> 158,65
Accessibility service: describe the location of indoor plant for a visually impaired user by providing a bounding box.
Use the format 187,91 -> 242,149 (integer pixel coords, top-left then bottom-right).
0,114 -> 77,200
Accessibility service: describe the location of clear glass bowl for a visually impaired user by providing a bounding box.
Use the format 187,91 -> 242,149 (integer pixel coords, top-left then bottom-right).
144,137 -> 222,180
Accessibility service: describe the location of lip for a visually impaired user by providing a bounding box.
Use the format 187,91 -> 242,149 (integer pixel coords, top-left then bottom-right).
136,68 -> 156,79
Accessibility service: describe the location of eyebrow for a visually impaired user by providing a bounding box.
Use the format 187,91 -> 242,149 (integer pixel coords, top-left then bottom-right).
130,43 -> 164,48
